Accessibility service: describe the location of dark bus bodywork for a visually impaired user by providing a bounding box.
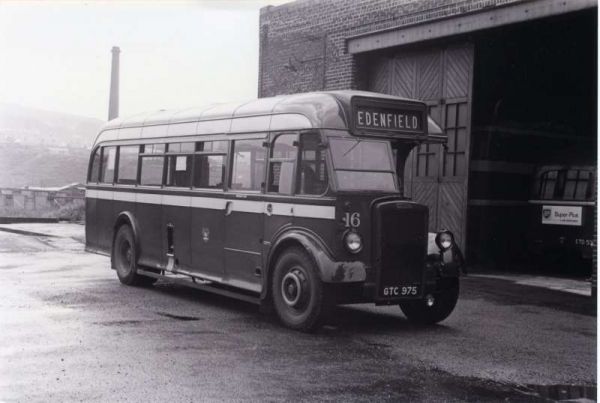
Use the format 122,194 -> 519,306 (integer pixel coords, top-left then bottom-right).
85,90 -> 464,330
528,164 -> 596,277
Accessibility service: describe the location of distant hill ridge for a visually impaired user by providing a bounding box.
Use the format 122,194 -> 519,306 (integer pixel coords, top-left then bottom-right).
0,104 -> 104,187
0,103 -> 104,148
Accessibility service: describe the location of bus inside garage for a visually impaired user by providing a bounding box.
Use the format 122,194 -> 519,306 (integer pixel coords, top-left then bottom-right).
468,9 -> 596,277
360,7 -> 596,278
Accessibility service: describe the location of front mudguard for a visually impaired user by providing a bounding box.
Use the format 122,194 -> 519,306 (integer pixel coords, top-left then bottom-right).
262,229 -> 367,300
425,245 -> 465,280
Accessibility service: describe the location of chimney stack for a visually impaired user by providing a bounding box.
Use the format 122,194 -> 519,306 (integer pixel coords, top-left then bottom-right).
108,46 -> 120,120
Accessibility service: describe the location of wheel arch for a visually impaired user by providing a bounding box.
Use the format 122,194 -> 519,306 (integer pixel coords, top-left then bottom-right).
261,228 -> 367,300
261,229 -> 329,301
111,211 -> 141,269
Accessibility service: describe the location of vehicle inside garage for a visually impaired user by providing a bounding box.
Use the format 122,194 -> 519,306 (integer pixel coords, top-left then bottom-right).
468,9 -> 597,276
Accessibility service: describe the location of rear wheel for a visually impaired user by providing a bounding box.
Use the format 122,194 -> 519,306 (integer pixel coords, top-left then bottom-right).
400,278 -> 459,325
272,247 -> 329,331
113,225 -> 156,286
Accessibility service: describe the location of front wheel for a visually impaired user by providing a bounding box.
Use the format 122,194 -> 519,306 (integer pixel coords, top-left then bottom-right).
113,225 -> 156,286
400,278 -> 459,325
272,247 -> 330,331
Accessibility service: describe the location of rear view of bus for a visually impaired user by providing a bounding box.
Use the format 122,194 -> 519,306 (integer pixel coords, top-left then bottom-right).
85,90 -> 464,331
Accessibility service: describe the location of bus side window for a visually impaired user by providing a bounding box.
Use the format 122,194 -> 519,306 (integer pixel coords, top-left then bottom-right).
140,143 -> 166,187
166,155 -> 192,187
89,147 -> 101,182
117,145 -> 140,185
100,146 -> 117,184
298,133 -> 328,195
165,142 -> 194,187
193,141 -> 228,189
268,134 -> 297,195
230,139 -> 266,191
564,169 -> 592,200
538,170 -> 558,199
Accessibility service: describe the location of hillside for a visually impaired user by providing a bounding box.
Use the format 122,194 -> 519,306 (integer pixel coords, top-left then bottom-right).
0,103 -> 104,148
0,144 -> 90,188
0,104 -> 103,187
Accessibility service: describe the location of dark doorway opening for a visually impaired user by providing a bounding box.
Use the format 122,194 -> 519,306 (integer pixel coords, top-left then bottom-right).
468,9 -> 597,277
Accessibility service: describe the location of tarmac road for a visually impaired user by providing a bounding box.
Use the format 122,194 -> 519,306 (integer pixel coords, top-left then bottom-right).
0,224 -> 596,402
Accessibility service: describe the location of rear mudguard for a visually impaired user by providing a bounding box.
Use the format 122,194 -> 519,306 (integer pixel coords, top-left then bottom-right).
262,228 -> 367,299
110,211 -> 141,269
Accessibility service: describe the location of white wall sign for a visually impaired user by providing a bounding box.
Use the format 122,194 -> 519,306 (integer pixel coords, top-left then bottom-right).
541,205 -> 582,226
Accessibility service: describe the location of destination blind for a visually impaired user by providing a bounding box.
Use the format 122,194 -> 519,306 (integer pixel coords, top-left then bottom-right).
354,106 -> 424,133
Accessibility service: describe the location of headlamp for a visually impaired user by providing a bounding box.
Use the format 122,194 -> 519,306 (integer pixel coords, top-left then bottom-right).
435,230 -> 454,250
344,231 -> 363,254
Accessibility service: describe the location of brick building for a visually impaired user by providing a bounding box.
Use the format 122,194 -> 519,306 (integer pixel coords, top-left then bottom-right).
259,0 -> 597,273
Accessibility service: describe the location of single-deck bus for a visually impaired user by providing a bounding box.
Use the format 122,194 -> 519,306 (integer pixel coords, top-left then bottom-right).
86,90 -> 465,331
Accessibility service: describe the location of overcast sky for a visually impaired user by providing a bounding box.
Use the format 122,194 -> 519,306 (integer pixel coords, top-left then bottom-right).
0,0 -> 287,121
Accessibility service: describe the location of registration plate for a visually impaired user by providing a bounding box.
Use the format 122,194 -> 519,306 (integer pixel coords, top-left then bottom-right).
381,285 -> 419,298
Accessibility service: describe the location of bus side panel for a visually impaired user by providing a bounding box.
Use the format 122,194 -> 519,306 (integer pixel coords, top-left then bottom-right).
136,200 -> 165,268
264,214 -> 293,247
112,199 -> 136,248
162,204 -> 193,270
96,195 -> 116,252
85,196 -> 98,248
224,208 -> 263,292
191,204 -> 225,279
292,216 -> 337,258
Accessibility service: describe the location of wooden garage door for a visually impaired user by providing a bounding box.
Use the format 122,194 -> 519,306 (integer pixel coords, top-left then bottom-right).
368,43 -> 473,250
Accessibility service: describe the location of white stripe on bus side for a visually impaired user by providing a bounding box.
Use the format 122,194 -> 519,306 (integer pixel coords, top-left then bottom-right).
191,196 -> 226,210
86,190 -> 336,219
293,204 -> 336,220
162,194 -> 192,207
138,193 -> 162,204
113,191 -> 136,202
234,199 -> 266,214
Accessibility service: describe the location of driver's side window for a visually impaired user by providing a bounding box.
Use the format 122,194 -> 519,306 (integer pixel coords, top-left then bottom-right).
298,133 -> 327,195
267,134 -> 297,195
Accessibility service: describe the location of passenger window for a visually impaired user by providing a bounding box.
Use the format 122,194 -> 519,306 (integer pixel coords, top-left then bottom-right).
196,141 -> 228,153
140,156 -> 165,186
89,147 -> 101,182
166,155 -> 192,187
268,134 -> 297,194
230,139 -> 266,191
193,141 -> 227,189
538,170 -> 558,199
168,142 -> 195,153
144,143 -> 166,154
117,145 -> 139,184
100,146 -> 116,184
564,170 -> 592,200
298,133 -> 328,195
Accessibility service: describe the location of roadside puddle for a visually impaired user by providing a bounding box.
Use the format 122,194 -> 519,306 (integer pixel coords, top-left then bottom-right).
522,384 -> 596,401
155,311 -> 201,321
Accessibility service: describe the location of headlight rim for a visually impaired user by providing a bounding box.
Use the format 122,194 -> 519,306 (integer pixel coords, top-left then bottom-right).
343,230 -> 363,254
435,229 -> 455,251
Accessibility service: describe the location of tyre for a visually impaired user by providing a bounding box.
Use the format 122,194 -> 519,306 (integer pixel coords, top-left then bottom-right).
272,247 -> 330,331
399,278 -> 459,325
113,225 -> 156,286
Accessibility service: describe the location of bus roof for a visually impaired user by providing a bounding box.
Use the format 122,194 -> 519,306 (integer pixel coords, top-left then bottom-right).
93,90 -> 444,147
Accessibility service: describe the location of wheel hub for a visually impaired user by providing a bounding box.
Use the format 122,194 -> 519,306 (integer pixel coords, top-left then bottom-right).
281,269 -> 305,307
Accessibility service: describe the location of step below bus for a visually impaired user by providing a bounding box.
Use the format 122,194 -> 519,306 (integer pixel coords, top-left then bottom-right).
85,90 -> 465,331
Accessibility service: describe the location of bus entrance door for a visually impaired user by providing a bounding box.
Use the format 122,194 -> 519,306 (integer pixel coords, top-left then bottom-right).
223,198 -> 264,293
223,139 -> 267,293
